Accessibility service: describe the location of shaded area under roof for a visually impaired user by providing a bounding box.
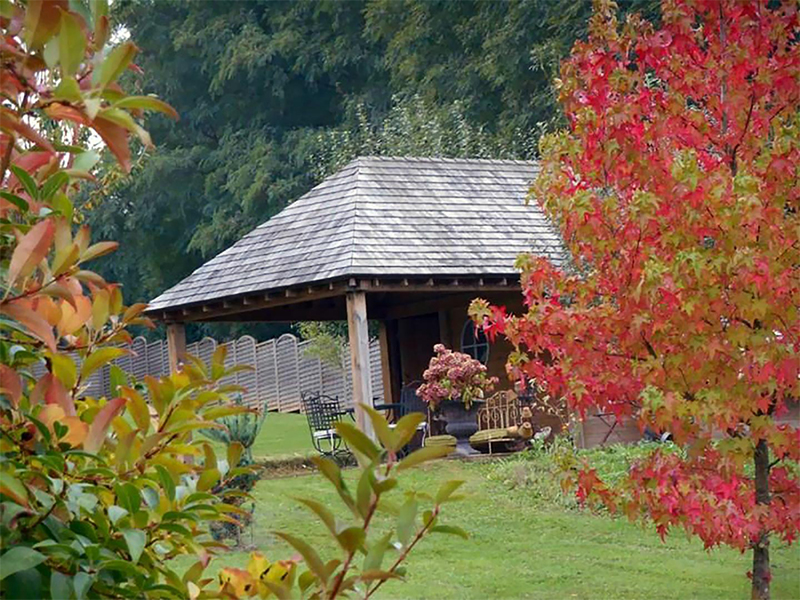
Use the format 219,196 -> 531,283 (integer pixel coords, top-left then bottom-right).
147,156 -> 567,313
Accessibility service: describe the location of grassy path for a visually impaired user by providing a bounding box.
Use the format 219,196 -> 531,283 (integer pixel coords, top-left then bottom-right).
197,452 -> 800,599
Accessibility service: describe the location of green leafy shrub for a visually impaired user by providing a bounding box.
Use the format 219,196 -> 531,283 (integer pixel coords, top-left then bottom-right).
201,394 -> 267,467
201,395 -> 266,545
485,439 -> 669,512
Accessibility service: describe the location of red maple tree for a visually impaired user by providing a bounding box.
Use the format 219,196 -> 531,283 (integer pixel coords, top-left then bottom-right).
472,1 -> 799,597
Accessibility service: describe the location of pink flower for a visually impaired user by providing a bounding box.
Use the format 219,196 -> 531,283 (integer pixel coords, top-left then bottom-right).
417,344 -> 497,408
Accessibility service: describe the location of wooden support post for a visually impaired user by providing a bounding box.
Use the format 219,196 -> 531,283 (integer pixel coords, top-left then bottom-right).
167,322 -> 190,463
166,323 -> 186,373
378,321 -> 393,406
346,291 -> 375,440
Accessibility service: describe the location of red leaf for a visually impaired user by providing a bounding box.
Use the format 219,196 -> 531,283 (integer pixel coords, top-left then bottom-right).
10,152 -> 53,180
84,397 -> 126,453
30,373 -> 75,415
0,365 -> 22,407
23,0 -> 66,49
0,109 -> 55,152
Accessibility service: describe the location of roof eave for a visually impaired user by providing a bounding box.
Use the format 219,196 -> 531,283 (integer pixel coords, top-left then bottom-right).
146,273 -> 523,323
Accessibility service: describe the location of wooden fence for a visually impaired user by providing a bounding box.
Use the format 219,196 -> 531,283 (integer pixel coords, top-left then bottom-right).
40,334 -> 384,413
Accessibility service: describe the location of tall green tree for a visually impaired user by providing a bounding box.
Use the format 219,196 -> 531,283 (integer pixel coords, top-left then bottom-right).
84,0 -> 658,342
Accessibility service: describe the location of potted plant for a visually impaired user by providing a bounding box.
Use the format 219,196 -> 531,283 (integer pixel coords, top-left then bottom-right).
417,344 -> 499,454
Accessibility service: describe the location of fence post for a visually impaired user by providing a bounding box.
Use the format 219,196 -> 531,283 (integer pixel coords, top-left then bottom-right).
273,342 -> 281,412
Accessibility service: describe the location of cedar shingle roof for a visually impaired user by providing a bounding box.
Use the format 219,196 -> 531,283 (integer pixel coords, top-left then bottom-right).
147,156 -> 567,311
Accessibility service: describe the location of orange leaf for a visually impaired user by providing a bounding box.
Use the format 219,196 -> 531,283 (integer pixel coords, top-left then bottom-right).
38,404 -> 65,428
56,294 -> 92,336
84,397 -> 126,453
32,296 -> 62,327
37,405 -> 86,446
8,219 -> 55,286
62,416 -> 89,447
0,365 -> 22,407
93,116 -> 130,172
43,103 -> 90,126
42,282 -> 77,309
0,300 -> 57,351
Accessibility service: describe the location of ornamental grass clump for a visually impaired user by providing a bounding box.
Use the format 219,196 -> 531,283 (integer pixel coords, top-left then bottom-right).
417,344 -> 498,409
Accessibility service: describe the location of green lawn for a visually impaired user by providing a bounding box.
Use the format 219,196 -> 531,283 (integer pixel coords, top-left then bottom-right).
249,411 -> 314,460
195,453 -> 800,600
205,411 -> 314,461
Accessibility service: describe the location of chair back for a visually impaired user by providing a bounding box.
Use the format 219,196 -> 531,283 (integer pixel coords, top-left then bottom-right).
398,381 -> 426,419
301,392 -> 344,433
477,390 -> 521,430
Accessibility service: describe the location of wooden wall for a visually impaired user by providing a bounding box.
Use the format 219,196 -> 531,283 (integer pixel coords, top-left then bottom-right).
391,300 -> 516,389
396,313 -> 440,385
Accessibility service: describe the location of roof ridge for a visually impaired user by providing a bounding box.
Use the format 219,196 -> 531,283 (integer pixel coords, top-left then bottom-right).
356,155 -> 538,166
347,158 -> 362,274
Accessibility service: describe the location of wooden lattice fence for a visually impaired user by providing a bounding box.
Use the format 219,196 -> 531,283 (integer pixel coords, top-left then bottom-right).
32,333 -> 384,413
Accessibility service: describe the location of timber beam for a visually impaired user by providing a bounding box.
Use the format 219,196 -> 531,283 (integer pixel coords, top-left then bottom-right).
152,275 -> 520,323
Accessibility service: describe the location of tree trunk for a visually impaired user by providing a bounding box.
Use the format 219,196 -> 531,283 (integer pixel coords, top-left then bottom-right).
751,438 -> 770,600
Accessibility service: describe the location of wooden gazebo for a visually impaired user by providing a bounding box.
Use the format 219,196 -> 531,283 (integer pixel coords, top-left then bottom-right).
146,157 -> 567,438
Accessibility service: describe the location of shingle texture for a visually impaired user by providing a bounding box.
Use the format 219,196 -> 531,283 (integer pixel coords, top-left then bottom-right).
148,156 -> 567,311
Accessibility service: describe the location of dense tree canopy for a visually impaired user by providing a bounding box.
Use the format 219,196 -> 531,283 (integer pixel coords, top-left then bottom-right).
84,0 -> 657,341
472,1 -> 799,597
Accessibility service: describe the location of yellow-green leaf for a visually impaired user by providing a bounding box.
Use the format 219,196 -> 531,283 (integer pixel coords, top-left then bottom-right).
336,526 -> 365,554
91,289 -> 110,330
273,532 -> 327,584
393,412 -> 425,449
122,386 -> 150,433
58,9 -> 85,75
361,404 -> 396,451
112,95 -> 179,120
335,421 -> 380,463
294,497 -> 337,537
53,75 -> 82,102
226,442 -> 243,468
81,347 -> 126,379
202,443 -> 217,470
81,241 -> 119,263
396,445 -> 452,471
48,352 -> 77,389
0,472 -> 29,507
96,40 -> 137,89
197,468 -> 220,492
211,344 -> 227,380
429,525 -> 469,539
435,480 -> 465,505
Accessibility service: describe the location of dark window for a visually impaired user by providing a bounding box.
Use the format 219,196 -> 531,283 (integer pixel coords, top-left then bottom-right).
460,320 -> 489,364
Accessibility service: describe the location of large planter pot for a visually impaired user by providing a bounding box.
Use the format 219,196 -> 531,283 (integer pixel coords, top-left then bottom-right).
439,399 -> 484,456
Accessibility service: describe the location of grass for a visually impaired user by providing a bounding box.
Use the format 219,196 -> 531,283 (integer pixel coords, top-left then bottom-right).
249,412 -> 314,460
204,411 -> 314,462
189,445 -> 800,600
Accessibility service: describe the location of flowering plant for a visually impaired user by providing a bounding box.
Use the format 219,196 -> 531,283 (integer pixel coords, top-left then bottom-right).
417,344 -> 499,409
